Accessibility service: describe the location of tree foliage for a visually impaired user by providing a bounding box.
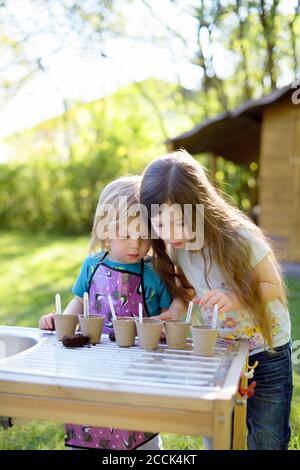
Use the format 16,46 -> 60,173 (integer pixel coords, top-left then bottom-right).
0,1 -> 299,232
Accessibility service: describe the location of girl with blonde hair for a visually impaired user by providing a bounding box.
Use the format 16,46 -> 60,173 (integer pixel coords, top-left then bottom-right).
39,175 -> 174,450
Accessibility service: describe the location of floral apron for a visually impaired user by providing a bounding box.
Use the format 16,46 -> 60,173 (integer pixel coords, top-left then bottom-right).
65,252 -> 158,450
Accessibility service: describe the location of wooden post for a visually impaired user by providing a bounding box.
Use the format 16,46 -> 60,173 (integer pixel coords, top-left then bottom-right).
232,360 -> 248,450
291,104 -> 300,260
259,96 -> 299,261
212,399 -> 232,450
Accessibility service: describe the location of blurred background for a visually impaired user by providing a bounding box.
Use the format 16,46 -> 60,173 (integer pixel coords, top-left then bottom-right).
0,0 -> 299,449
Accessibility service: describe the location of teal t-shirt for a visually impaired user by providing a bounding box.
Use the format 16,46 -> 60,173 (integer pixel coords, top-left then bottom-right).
72,252 -> 172,317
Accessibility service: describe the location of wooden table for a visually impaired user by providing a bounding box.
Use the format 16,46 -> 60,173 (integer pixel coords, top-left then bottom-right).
0,327 -> 248,450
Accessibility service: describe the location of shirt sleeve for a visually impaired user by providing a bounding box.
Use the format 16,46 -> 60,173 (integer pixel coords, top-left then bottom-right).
241,228 -> 271,267
72,257 -> 96,298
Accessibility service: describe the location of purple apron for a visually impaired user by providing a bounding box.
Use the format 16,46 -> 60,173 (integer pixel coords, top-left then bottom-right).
65,252 -> 158,450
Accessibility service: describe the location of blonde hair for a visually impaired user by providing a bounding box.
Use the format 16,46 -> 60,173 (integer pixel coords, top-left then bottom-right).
89,175 -> 142,254
140,150 -> 287,348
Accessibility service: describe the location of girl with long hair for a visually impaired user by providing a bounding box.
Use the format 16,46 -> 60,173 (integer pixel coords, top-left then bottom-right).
140,150 -> 293,450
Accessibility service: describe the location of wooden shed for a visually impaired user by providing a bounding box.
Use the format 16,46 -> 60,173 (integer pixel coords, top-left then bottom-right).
166,85 -> 300,262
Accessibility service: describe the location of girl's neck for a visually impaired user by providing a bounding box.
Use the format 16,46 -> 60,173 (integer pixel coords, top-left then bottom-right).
107,253 -> 142,264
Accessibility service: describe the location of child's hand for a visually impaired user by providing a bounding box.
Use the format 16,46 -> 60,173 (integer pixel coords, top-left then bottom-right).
157,309 -> 184,321
193,290 -> 239,314
39,312 -> 55,330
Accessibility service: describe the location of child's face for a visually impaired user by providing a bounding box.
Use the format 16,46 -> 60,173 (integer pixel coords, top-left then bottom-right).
151,205 -> 191,249
108,230 -> 150,264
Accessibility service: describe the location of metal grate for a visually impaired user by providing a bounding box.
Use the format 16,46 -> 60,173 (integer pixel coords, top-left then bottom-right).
1,335 -> 238,393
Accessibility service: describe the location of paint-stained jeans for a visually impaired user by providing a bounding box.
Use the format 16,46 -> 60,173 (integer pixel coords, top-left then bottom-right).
247,342 -> 293,450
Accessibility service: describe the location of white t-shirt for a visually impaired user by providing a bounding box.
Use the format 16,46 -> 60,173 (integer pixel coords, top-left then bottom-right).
170,229 -> 291,355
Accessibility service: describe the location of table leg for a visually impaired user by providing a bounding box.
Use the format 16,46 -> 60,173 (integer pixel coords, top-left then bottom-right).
232,358 -> 248,450
212,399 -> 232,450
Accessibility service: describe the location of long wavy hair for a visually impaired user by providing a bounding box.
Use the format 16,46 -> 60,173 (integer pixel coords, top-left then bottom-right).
140,150 -> 287,348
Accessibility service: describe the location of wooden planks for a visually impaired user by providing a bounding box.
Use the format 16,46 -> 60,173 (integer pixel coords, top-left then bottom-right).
0,393 -> 214,437
0,329 -> 248,450
291,104 -> 300,260
259,95 -> 300,261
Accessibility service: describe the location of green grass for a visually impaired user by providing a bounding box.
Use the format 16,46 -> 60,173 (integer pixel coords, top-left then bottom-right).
287,277 -> 300,345
0,230 -> 299,450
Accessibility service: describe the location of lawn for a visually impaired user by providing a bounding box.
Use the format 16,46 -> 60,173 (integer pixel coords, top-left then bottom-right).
0,230 -> 299,450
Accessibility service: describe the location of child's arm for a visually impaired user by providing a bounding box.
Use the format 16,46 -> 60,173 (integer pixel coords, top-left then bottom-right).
63,295 -> 83,315
253,252 -> 285,304
38,296 -> 83,330
158,297 -> 188,321
195,253 -> 284,314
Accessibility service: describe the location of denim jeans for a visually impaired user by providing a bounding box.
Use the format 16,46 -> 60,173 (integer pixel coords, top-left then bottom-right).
247,342 -> 293,450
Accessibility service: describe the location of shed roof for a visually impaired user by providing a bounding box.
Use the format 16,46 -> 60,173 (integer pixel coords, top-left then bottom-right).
166,84 -> 293,165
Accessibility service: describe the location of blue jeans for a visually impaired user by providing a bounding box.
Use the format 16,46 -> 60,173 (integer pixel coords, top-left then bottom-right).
247,342 -> 293,450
